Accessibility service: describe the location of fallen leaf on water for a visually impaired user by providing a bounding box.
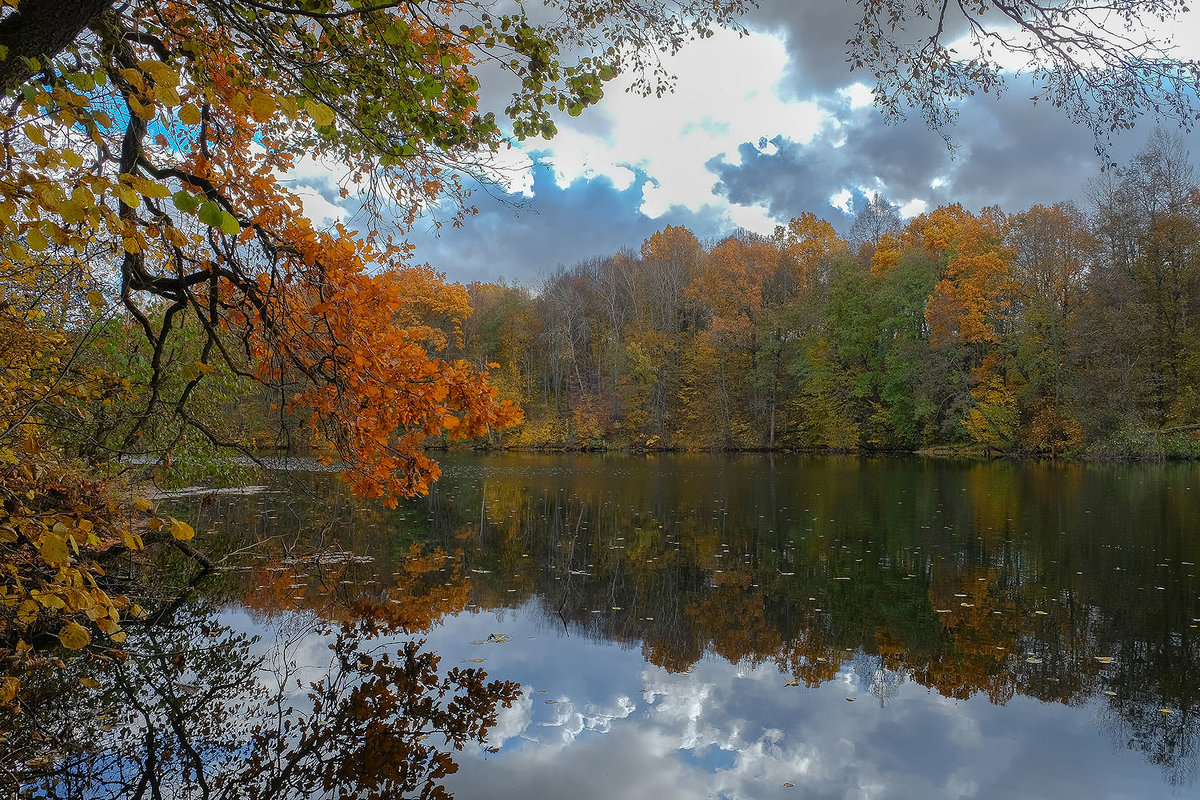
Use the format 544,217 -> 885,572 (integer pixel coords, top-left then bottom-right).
1034,611 -> 1049,615
845,697 -> 855,702
1026,657 -> 1043,664
536,690 -> 548,694
1104,691 -> 1117,696
1161,708 -> 1173,715
1095,656 -> 1115,663
785,680 -> 800,687
783,782 -> 795,788
545,699 -> 558,705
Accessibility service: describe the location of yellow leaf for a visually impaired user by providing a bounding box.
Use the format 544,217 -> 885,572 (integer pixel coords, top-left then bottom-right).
179,103 -> 202,125
169,517 -> 195,542
128,95 -> 157,121
26,226 -> 47,252
0,677 -> 18,705
17,599 -> 40,624
39,533 -> 71,567
116,185 -> 140,209
132,497 -> 155,513
139,60 -> 178,87
118,68 -> 146,92
250,91 -> 276,122
59,621 -> 91,650
155,84 -> 181,107
122,530 -> 144,551
277,95 -> 299,118
80,677 -> 101,690
307,100 -> 335,127
22,123 -> 46,147
129,175 -> 172,198
32,590 -> 66,610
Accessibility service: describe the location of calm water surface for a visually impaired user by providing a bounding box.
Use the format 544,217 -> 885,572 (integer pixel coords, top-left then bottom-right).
10,454 -> 1200,799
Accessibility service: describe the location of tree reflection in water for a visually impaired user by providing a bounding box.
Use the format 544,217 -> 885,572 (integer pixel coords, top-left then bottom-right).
7,454 -> 1199,795
5,551 -> 518,800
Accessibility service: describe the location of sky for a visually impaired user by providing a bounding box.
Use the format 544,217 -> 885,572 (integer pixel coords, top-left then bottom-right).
289,0 -> 1200,288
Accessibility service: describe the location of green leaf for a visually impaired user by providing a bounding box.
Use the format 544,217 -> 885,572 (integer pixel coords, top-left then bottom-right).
383,21 -> 408,46
197,201 -> 223,228
172,191 -> 201,212
218,211 -> 241,235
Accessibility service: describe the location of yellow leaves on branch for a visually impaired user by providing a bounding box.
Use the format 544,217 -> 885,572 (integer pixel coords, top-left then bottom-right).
873,204 -> 1017,348
59,621 -> 91,650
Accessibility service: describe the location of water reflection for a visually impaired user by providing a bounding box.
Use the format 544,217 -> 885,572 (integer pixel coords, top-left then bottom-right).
6,546 -> 518,800
5,454 -> 1200,798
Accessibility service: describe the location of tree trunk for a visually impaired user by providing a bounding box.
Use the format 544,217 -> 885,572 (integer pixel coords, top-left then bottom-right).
0,0 -> 112,99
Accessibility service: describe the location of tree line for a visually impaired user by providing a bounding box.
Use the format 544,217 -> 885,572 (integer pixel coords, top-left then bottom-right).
451,130 -> 1200,457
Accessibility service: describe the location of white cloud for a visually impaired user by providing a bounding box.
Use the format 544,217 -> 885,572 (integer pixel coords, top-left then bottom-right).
829,188 -> 854,214
899,198 -> 928,218
293,186 -> 348,227
524,27 -> 826,231
839,82 -> 874,110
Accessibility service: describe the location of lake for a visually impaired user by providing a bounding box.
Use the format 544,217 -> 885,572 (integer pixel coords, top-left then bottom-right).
10,453 -> 1200,799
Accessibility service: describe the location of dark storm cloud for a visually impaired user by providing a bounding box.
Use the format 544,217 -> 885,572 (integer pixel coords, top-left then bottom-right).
711,75 -> 1198,232
719,1 -> 1200,225
746,0 -> 867,96
747,0 -> 976,97
406,162 -> 730,287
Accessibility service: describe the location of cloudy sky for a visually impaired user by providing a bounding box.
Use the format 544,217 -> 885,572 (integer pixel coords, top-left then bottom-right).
294,1 -> 1200,287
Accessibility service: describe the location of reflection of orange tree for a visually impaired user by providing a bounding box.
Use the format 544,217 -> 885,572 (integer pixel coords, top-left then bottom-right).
686,573 -> 782,667
914,565 -> 1020,703
239,544 -> 469,635
777,628 -> 846,688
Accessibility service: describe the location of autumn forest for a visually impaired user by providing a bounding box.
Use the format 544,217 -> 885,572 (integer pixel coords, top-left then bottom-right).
443,130 -> 1200,458
5,0 -> 1200,795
